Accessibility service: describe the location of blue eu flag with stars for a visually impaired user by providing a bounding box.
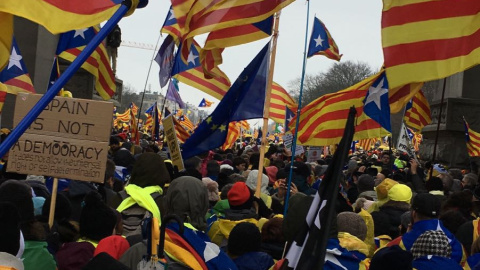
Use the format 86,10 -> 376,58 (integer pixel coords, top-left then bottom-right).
181,42 -> 271,159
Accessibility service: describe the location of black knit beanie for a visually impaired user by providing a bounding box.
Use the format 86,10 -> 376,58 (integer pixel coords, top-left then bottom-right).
0,180 -> 34,223
228,222 -> 261,256
80,191 -> 117,242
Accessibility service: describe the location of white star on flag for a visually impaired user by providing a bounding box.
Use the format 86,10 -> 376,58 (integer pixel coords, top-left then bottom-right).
314,34 -> 324,47
73,28 -> 88,39
365,78 -> 388,110
187,51 -> 198,65
203,242 -> 220,262
8,47 -> 23,70
287,114 -> 294,122
168,9 -> 175,21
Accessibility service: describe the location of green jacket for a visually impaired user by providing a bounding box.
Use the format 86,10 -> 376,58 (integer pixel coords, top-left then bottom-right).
23,241 -> 56,270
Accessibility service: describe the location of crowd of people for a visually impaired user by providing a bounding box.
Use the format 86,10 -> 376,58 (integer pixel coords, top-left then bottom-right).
1,131 -> 480,270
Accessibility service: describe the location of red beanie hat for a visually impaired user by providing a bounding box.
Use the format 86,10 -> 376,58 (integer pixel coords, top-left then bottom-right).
228,182 -> 251,206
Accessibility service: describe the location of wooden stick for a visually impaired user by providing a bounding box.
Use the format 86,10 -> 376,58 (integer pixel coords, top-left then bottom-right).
48,177 -> 59,228
256,13 -> 281,198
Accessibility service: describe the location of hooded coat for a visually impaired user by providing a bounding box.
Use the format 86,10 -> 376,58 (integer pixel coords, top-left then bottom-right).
164,176 -> 209,231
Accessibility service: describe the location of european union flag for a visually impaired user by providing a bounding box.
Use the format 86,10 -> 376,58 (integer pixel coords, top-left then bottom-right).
363,72 -> 391,132
181,42 -> 271,159
307,17 -> 342,61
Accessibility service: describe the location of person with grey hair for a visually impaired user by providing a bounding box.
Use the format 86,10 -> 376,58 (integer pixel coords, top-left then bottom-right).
462,173 -> 478,191
438,172 -> 454,195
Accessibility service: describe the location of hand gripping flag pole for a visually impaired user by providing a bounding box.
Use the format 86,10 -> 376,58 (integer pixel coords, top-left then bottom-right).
283,0 -> 310,216
0,0 -> 144,159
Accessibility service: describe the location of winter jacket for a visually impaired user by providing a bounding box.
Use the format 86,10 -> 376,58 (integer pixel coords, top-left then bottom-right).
233,252 -> 274,270
388,219 -> 466,265
22,241 -> 56,270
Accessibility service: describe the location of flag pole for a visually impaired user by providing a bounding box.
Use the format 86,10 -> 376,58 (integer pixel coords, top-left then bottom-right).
135,33 -> 163,144
255,12 -> 281,198
430,77 -> 447,178
283,0 -> 311,215
0,1 -> 135,159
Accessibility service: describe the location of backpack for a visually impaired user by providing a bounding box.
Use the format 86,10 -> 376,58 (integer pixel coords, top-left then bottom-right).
118,190 -> 163,237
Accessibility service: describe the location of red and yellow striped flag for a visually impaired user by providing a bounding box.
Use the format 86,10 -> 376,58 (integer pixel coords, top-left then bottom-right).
464,119 -> 480,157
176,0 -> 294,63
269,82 -> 297,124
382,0 -> 480,89
291,72 -> 390,146
404,90 -> 431,132
388,82 -> 423,114
176,110 -> 195,131
358,138 -> 377,151
222,122 -> 241,150
58,26 -> 116,100
171,116 -> 191,143
116,109 -> 131,122
174,66 -> 231,101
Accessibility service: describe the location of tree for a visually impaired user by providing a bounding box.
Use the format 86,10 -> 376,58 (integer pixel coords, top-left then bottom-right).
119,83 -> 141,112
288,61 -> 375,107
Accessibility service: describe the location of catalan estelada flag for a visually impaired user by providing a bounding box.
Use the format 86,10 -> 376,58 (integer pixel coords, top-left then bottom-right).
291,72 -> 390,146
406,127 -> 422,152
269,82 -> 297,124
56,26 -> 116,100
198,98 -> 213,108
0,38 -> 36,111
464,118 -> 480,157
0,0 -> 122,35
177,0 -> 294,63
161,6 -> 182,43
404,90 -> 431,132
382,0 -> 480,89
200,15 -> 273,76
129,102 -> 139,116
176,110 -> 195,132
307,17 -> 342,61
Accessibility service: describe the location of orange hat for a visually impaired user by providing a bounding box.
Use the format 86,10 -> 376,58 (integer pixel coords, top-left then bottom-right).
228,182 -> 251,206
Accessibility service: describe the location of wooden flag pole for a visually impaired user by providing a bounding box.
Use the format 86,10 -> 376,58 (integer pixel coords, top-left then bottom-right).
48,177 -> 59,228
255,13 -> 281,198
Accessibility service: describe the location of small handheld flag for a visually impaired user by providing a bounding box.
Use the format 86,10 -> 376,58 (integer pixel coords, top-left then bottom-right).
464,118 -> 480,157
198,98 -> 213,108
307,17 -> 342,61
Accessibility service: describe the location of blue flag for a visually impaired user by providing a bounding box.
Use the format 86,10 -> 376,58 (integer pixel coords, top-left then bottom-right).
181,42 -> 271,159
363,72 -> 391,132
155,35 -> 175,88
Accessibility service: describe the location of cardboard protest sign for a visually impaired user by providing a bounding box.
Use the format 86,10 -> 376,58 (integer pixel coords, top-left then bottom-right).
307,147 -> 322,163
162,115 -> 184,171
7,93 -> 112,183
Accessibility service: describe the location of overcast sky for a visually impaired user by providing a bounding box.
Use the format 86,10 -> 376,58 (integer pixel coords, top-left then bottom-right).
115,0 -> 384,113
